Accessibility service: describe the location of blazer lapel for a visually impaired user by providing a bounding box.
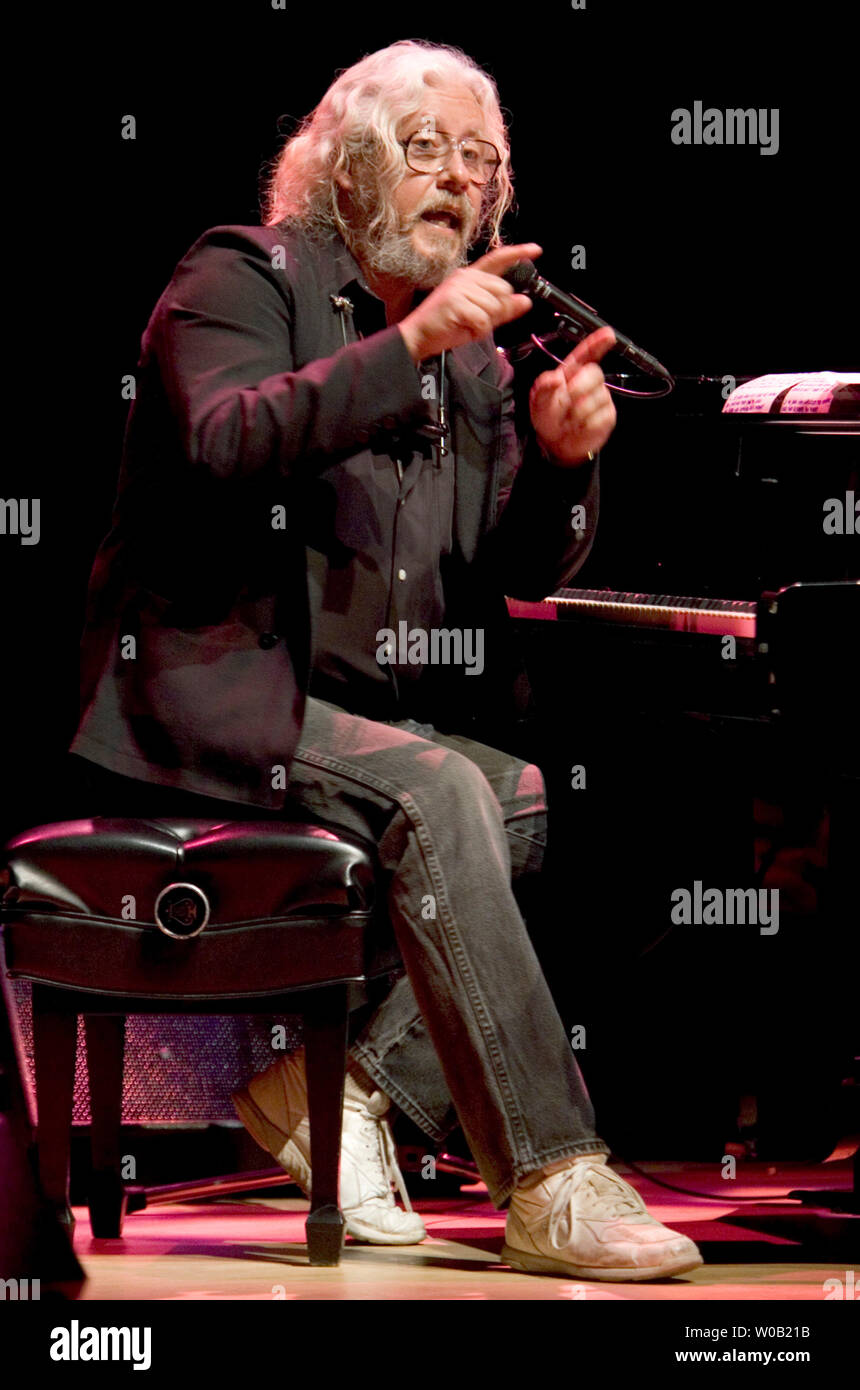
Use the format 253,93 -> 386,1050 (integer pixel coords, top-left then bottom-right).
447,340 -> 504,563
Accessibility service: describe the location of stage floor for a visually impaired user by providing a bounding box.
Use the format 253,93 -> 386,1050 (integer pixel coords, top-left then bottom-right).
66,1158 -> 857,1301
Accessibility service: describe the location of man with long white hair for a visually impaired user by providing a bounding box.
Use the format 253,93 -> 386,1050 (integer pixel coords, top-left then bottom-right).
69,39 -> 702,1281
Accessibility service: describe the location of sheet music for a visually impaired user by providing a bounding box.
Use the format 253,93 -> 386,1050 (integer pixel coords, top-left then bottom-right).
722,371 -> 860,414
779,371 -> 860,414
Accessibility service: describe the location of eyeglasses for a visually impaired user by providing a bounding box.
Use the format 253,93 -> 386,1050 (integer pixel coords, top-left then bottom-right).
401,129 -> 501,186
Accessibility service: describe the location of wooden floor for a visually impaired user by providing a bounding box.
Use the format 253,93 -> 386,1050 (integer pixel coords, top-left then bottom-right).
67,1157 -> 857,1301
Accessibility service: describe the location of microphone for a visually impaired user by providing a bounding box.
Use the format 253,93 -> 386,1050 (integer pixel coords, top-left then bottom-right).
503,261 -> 673,383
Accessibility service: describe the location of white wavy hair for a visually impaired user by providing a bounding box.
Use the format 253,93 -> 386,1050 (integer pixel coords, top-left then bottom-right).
262,39 -> 514,247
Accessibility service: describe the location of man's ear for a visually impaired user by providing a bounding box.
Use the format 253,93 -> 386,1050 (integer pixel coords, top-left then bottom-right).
335,169 -> 353,192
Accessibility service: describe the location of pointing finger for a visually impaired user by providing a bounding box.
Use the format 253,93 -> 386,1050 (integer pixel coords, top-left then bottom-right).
560,326 -> 617,377
472,243 -> 542,278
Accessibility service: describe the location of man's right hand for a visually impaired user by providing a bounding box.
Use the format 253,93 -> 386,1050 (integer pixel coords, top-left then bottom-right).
398,243 -> 542,363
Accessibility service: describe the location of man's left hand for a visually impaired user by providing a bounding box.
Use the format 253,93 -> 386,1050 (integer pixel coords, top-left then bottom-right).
529,326 -> 618,466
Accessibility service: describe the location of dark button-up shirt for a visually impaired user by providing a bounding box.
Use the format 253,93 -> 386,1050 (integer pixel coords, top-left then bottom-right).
304,276 -> 456,720
70,223 -> 599,807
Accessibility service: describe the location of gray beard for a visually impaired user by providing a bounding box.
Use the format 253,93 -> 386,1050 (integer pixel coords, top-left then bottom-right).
345,172 -> 473,288
354,223 -> 469,288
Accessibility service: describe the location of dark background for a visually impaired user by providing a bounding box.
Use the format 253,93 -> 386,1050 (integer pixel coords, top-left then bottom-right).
3,1 -> 858,1156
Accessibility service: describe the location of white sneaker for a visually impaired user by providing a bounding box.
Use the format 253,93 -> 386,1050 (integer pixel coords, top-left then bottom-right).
502,1155 -> 703,1281
231,1049 -> 427,1245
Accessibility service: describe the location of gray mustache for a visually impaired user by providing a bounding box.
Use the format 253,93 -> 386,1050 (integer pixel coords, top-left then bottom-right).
415,205 -> 472,226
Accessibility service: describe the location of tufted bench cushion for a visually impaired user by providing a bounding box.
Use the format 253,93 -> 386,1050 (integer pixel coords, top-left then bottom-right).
0,818 -> 392,1000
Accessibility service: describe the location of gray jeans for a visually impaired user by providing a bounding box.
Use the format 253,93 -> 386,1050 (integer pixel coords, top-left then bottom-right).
283,695 -> 609,1206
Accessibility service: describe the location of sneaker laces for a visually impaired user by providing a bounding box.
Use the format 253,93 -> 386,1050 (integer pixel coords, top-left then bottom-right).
547,1161 -> 646,1238
348,1100 -> 415,1213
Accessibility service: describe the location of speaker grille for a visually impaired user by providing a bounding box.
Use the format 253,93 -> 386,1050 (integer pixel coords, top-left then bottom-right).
8,979 -> 303,1124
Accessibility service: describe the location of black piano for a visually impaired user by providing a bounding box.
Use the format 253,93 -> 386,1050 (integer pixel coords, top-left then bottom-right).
507,382 -> 858,739
503,383 -> 859,1162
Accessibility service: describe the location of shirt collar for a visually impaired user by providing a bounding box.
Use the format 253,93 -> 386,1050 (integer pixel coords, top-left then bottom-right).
326,235 -> 384,326
326,232 -> 428,336
322,228 -> 494,374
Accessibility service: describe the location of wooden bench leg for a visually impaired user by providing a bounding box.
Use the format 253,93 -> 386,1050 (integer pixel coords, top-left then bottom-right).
304,984 -> 348,1266
31,985 -> 77,1233
85,1013 -> 127,1238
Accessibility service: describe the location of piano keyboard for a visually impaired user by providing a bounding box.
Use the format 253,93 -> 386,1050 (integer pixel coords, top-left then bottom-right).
507,588 -> 757,638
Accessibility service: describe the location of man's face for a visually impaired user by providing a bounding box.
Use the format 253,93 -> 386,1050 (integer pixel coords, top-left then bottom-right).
345,87 -> 492,289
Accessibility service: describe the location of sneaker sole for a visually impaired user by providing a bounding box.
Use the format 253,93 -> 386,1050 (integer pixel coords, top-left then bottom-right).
501,1242 -> 704,1282
345,1216 -> 427,1245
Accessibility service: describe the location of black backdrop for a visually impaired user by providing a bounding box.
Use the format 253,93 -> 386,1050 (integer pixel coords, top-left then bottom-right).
6,0 -> 858,840
3,1 -> 858,1153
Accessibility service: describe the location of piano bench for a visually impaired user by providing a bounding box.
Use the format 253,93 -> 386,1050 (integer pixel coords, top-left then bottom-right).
0,816 -> 397,1267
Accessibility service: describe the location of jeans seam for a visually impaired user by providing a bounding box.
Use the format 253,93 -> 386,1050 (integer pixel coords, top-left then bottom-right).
398,785 -> 536,1170
294,746 -> 538,1179
350,1043 -> 450,1145
505,825 -> 545,855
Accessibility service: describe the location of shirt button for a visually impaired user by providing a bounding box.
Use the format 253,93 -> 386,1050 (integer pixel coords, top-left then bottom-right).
397,568 -> 407,582
258,633 -> 280,649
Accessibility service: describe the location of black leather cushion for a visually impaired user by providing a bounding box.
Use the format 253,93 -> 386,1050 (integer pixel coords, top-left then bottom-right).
0,818 -> 391,999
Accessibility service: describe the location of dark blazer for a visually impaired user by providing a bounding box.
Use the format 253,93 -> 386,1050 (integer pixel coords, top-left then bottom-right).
71,225 -> 599,808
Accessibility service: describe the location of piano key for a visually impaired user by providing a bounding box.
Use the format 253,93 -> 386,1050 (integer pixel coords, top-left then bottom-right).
506,589 -> 757,637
